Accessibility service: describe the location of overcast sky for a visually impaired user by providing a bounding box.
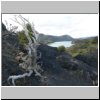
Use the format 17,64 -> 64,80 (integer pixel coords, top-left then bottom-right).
2,14 -> 99,38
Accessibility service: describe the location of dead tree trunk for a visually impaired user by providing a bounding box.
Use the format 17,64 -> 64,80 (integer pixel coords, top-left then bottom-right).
7,15 -> 45,86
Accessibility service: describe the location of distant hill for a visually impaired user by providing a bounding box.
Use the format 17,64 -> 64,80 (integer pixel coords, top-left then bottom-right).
73,36 -> 98,44
38,33 -> 74,44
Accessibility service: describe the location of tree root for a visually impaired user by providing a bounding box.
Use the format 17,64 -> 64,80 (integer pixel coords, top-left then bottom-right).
7,70 -> 33,86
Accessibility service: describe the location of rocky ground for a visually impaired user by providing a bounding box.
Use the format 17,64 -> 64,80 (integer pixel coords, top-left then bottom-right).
2,23 -> 98,86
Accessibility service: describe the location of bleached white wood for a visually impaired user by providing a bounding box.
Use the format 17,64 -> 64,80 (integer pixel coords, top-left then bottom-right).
7,15 -> 44,86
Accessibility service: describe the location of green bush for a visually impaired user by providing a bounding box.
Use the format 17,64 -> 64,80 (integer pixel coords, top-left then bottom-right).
18,24 -> 35,45
18,30 -> 28,44
57,45 -> 66,53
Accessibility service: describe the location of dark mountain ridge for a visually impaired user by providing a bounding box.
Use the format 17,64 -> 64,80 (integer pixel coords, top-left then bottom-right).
38,33 -> 74,44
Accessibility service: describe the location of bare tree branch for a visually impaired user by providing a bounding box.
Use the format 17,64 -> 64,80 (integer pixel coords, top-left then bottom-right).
7,15 -> 45,86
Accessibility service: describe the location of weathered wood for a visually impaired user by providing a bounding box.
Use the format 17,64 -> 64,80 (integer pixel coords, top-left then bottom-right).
7,15 -> 43,86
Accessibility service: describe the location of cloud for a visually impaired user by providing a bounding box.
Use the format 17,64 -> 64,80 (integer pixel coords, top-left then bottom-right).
2,14 -> 99,38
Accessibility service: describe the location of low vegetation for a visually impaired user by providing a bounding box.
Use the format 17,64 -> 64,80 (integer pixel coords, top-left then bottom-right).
18,23 -> 34,45
66,37 -> 98,57
57,45 -> 66,53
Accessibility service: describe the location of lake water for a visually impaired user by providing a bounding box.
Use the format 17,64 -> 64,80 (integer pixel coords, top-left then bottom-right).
48,41 -> 73,48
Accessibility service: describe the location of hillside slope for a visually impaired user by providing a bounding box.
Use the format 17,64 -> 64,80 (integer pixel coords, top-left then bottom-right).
38,33 -> 74,44
66,37 -> 98,69
2,23 -> 98,86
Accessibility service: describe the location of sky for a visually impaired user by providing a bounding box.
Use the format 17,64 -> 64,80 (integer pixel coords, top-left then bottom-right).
2,14 -> 99,38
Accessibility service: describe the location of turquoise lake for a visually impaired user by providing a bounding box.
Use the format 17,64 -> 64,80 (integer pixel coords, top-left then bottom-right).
48,41 -> 73,47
